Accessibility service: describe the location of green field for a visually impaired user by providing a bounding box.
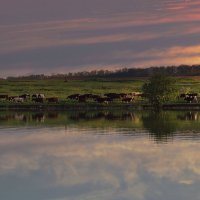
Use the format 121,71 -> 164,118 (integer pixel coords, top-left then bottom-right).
1,77 -> 200,103
0,79 -> 145,98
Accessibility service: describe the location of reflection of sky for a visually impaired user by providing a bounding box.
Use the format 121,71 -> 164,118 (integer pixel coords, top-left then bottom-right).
1,0 -> 200,77
0,127 -> 200,199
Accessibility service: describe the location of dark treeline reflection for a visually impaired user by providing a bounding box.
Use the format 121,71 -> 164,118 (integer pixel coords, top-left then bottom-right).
1,110 -> 200,142
142,112 -> 177,142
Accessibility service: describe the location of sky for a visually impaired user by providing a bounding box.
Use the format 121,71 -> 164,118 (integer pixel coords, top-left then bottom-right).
1,0 -> 200,77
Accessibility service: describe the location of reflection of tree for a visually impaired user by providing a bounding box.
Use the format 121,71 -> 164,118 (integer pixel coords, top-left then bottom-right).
142,112 -> 177,142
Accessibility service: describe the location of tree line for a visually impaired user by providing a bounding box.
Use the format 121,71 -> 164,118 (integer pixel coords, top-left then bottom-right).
6,64 -> 200,80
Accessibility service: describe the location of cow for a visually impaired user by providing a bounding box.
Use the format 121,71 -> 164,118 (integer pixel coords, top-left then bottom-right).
32,94 -> 45,99
90,94 -> 101,99
32,94 -> 45,103
67,94 -> 80,100
78,95 -> 87,103
95,97 -> 113,104
180,93 -> 198,103
8,96 -> 24,103
46,97 -> 59,103
119,93 -> 127,98
8,96 -> 18,101
122,97 -> 134,103
19,94 -> 30,101
0,95 -> 8,100
32,98 -> 44,103
47,112 -> 58,119
104,93 -> 121,99
184,95 -> 198,103
11,97 -> 24,103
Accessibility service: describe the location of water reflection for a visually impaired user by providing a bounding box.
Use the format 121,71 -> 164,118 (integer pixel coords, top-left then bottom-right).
1,110 -> 200,142
177,112 -> 199,121
0,119 -> 200,200
142,111 -> 177,142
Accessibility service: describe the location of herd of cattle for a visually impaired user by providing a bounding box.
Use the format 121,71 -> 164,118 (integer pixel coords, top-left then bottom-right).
179,93 -> 198,103
67,92 -> 144,103
0,92 -> 143,104
0,94 -> 58,103
0,92 -> 199,104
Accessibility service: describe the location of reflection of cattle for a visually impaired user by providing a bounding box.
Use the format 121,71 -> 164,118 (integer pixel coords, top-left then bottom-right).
0,115 -> 10,121
177,112 -> 198,121
67,94 -> 80,100
14,113 -> 27,121
47,112 -> 58,119
0,95 -> 8,100
46,97 -> 59,103
32,113 -> 45,122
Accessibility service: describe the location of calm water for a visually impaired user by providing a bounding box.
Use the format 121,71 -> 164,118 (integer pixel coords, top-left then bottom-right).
1,110 -> 200,200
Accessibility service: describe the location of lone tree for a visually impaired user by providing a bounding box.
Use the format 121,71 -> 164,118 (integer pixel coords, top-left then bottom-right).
142,74 -> 177,109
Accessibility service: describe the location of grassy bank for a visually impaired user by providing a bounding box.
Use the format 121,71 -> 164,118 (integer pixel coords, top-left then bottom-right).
1,77 -> 200,111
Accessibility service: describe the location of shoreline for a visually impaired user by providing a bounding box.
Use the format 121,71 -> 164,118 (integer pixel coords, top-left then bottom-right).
1,102 -> 200,111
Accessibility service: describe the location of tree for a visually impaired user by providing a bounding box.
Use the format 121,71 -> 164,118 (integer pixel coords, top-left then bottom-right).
142,74 -> 178,109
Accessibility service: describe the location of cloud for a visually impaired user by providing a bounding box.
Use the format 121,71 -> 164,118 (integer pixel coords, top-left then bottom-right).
1,0 -> 200,77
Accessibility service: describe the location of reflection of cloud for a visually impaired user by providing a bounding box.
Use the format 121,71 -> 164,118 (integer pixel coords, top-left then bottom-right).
0,127 -> 200,199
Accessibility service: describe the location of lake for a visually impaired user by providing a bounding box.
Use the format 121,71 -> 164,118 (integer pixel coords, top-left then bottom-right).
0,110 -> 200,200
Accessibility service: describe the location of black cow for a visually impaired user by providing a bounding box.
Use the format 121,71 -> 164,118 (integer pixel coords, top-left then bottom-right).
19,94 -> 30,100
104,93 -> 121,99
0,95 -> 8,100
46,97 -> 59,103
78,95 -> 87,103
32,98 -> 44,103
95,97 -> 113,104
90,94 -> 101,99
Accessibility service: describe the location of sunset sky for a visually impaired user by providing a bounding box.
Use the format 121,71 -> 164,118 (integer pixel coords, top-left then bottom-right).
1,0 -> 200,77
